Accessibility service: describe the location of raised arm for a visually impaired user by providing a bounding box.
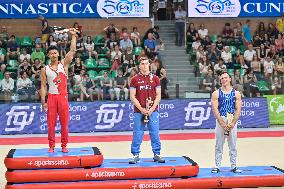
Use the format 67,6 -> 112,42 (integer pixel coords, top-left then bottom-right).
64,28 -> 78,67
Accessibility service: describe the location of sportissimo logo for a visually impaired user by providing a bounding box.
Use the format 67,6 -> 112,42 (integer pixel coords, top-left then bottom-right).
188,0 -> 241,17
97,0 -> 149,17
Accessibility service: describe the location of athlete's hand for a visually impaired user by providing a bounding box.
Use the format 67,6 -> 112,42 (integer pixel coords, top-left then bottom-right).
140,108 -> 148,115
220,121 -> 227,130
42,103 -> 48,113
147,107 -> 155,116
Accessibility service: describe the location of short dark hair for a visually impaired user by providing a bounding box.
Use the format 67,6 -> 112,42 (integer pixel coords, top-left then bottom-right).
219,71 -> 231,78
46,46 -> 58,54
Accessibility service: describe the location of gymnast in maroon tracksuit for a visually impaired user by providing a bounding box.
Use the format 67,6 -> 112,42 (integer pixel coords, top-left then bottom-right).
41,28 -> 77,153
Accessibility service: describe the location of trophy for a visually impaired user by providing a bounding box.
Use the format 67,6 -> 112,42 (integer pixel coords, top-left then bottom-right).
143,97 -> 153,124
224,112 -> 234,136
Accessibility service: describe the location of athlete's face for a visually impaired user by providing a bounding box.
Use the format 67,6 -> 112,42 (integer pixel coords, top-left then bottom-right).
48,49 -> 59,60
220,73 -> 231,87
139,59 -> 150,74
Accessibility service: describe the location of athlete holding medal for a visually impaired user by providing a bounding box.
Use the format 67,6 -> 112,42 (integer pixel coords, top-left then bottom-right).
41,28 -> 78,153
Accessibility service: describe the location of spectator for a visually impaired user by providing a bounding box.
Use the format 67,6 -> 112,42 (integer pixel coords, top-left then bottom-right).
192,37 -> 202,51
275,57 -> 284,78
122,46 -> 135,71
202,35 -> 212,50
114,69 -> 129,100
275,33 -> 284,53
83,73 -> 95,101
267,23 -> 278,39
276,14 -> 284,34
221,46 -> 233,69
1,72 -> 14,102
6,35 -> 20,61
19,48 -> 31,63
37,15 -> 49,49
255,22 -> 266,40
202,68 -> 214,92
120,33 -> 133,52
186,23 -> 199,42
236,51 -> 248,70
110,44 -> 122,61
104,23 -> 119,38
131,27 -> 141,46
222,23 -> 234,45
214,58 -> 227,73
119,27 -> 129,40
84,36 -> 98,61
17,71 -> 35,100
155,59 -> 168,99
125,59 -> 137,76
196,45 -> 206,61
252,35 -> 262,49
71,57 -> 85,76
110,55 -> 121,72
251,55 -> 262,80
198,24 -> 208,40
18,58 -> 32,77
73,22 -> 83,37
232,69 -> 244,96
243,68 -> 260,97
152,26 -> 163,50
75,35 -> 84,58
106,32 -> 119,57
207,43 -> 221,65
73,69 -> 90,101
270,71 -> 282,95
31,58 -> 43,79
0,26 -> 9,48
243,43 -> 256,67
127,68 -> 138,87
263,33 -> 271,49
198,56 -> 209,76
46,35 -> 57,49
263,56 -> 275,78
216,36 -> 224,51
31,44 -> 45,65
267,45 -> 279,60
257,43 -> 267,60
144,33 -> 158,59
242,19 -> 252,45
233,22 -> 243,45
100,71 -> 114,100
174,4 -> 186,46
57,38 -> 67,59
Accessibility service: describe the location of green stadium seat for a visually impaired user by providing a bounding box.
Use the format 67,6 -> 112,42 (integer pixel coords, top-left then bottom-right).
46,59 -> 51,65
6,60 -> 18,72
257,80 -> 270,92
99,70 -> 110,77
240,68 -> 245,76
0,48 -> 7,56
97,58 -> 110,68
0,72 -> 3,80
15,36 -> 21,44
84,58 -> 97,69
227,69 -> 234,77
21,36 -> 33,46
87,70 -> 98,80
239,45 -> 246,54
210,35 -> 218,43
229,45 -> 237,55
111,70 -> 117,79
134,46 -> 142,56
93,35 -> 105,47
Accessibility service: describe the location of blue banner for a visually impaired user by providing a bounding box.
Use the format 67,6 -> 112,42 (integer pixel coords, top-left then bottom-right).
0,0 -> 149,18
0,98 -> 269,135
188,0 -> 284,17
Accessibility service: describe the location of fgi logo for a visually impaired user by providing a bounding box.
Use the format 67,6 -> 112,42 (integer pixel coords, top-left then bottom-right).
191,0 -> 241,17
5,106 -> 36,132
184,102 -> 211,127
97,0 -> 145,17
95,104 -> 124,129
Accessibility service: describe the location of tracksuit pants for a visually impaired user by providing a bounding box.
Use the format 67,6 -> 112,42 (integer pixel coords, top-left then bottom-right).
131,111 -> 161,155
215,117 -> 237,169
47,93 -> 69,148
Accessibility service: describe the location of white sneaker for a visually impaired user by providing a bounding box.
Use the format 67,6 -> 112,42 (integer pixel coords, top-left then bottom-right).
129,155 -> 140,164
231,167 -> 242,173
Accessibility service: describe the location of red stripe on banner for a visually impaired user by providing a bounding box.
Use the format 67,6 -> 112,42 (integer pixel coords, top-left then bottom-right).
0,131 -> 283,145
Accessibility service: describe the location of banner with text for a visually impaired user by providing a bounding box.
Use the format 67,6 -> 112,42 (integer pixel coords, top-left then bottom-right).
188,0 -> 283,17
0,98 -> 269,135
266,95 -> 284,125
0,0 -> 149,18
